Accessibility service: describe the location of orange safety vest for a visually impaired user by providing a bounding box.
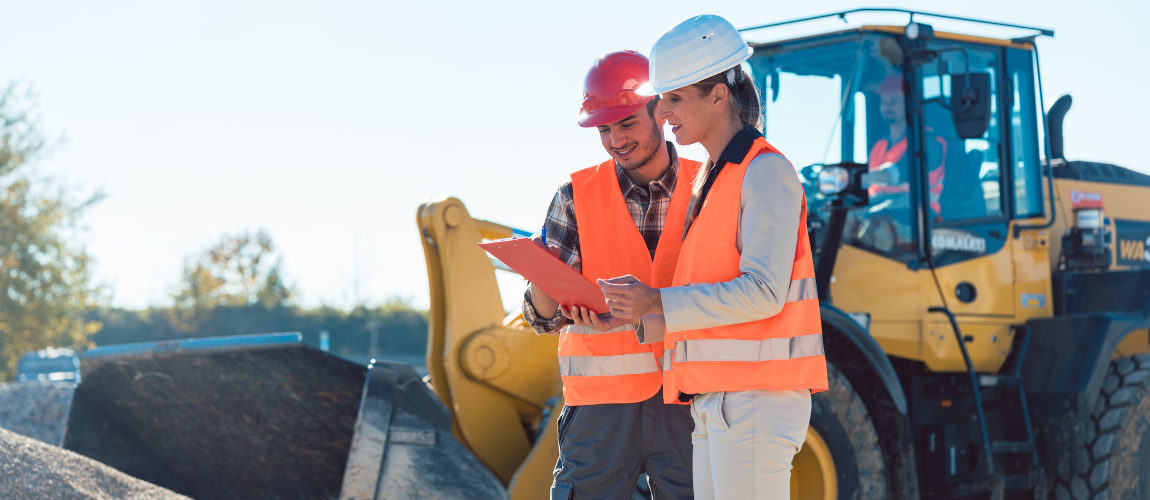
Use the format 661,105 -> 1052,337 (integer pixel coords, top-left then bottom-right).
663,137 -> 828,403
867,135 -> 946,215
559,157 -> 701,406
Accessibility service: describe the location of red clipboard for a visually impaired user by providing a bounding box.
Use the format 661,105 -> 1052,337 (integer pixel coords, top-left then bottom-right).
479,238 -> 608,314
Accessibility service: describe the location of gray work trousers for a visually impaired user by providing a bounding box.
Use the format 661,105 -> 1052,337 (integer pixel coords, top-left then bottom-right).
550,389 -> 694,500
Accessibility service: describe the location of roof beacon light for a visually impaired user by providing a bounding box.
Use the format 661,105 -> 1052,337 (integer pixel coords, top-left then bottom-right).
906,22 -> 934,40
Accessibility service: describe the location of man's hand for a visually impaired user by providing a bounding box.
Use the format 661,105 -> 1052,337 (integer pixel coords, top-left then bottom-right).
530,234 -> 562,258
863,164 -> 896,186
598,275 -> 663,320
559,305 -> 629,332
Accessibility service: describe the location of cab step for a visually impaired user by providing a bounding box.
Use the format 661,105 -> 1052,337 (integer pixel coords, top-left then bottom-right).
979,374 -> 1020,387
991,440 -> 1034,454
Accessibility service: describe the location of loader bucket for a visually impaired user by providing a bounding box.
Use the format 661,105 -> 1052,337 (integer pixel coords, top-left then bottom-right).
62,333 -> 508,500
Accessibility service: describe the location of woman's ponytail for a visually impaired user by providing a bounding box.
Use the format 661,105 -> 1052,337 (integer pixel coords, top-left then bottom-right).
690,65 -> 762,130
681,66 -> 763,237
729,65 -> 762,130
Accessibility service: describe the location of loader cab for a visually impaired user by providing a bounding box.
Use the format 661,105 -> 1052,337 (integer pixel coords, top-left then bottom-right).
747,25 -> 1046,270
746,24 -> 1053,372
744,21 -> 1069,496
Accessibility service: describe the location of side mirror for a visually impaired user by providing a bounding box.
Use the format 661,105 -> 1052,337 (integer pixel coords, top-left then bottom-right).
951,72 -> 991,139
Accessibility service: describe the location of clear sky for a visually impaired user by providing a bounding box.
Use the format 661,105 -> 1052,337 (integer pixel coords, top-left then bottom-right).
3,0 -> 1147,311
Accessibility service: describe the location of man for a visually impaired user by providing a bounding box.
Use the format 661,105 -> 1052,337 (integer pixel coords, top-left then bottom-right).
867,74 -> 946,216
522,50 -> 700,500
858,74 -> 947,252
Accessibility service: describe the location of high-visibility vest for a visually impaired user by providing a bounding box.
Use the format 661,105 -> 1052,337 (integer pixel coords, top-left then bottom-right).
663,137 -> 828,404
559,157 -> 701,406
867,135 -> 946,214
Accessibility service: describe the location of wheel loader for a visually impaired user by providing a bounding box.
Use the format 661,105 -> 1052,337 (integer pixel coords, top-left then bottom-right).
57,9 -> 1150,500
414,9 -> 1150,500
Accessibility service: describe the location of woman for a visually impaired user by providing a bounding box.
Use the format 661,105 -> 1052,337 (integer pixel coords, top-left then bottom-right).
561,14 -> 828,499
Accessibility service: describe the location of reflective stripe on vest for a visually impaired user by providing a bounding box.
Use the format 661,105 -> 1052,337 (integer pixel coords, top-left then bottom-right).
558,352 -> 660,377
673,333 -> 824,362
661,277 -> 820,371
786,276 -> 818,302
663,137 -> 828,403
562,324 -> 637,335
559,156 -> 701,406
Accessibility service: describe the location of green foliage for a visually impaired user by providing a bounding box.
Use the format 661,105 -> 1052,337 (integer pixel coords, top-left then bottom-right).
90,300 -> 429,356
0,85 -> 427,380
0,84 -> 103,381
173,229 -> 292,331
104,228 -> 429,358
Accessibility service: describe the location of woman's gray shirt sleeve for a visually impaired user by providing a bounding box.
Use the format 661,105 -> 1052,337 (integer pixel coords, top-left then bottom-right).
660,153 -> 803,333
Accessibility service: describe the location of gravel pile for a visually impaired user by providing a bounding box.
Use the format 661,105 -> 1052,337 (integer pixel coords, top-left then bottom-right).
0,382 -> 193,498
0,426 -> 192,499
0,381 -> 76,445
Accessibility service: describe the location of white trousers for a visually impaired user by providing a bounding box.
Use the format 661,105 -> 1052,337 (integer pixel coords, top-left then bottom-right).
690,389 -> 812,500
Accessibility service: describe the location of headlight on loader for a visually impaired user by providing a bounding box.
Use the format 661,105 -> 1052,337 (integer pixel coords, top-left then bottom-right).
818,166 -> 851,195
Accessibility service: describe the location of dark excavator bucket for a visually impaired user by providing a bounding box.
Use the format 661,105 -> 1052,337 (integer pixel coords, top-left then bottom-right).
62,333 -> 508,500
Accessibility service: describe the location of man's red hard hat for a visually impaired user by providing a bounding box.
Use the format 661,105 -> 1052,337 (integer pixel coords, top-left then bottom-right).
880,74 -> 905,94
577,50 -> 655,128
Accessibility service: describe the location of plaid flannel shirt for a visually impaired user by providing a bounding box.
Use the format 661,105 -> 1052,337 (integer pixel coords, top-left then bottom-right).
522,142 -> 681,333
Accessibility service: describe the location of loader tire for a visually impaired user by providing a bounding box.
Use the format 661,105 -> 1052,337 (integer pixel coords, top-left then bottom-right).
792,361 -> 887,499
1054,353 -> 1150,500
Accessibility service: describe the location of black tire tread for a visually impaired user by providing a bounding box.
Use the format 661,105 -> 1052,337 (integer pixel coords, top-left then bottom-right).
819,362 -> 887,499
1053,353 -> 1150,500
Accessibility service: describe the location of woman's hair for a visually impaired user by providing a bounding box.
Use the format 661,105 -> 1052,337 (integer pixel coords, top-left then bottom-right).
681,65 -> 762,237
689,64 -> 762,130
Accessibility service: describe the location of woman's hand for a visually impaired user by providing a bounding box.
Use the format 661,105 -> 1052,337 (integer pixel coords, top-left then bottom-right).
560,305 -> 629,332
597,275 -> 663,319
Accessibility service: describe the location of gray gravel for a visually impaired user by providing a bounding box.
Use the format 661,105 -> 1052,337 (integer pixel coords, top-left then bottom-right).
0,382 -> 194,499
0,381 -> 76,445
0,426 -> 192,499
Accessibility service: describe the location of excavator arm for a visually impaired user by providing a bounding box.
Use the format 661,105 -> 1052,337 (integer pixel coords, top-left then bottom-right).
417,196 -> 563,499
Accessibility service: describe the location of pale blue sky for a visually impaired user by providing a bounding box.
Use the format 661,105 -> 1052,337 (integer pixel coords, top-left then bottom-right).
3,0 -> 1147,310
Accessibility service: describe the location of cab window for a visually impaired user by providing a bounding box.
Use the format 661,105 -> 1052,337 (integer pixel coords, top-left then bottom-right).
756,34 -> 920,264
921,47 -> 1005,223
1006,49 -> 1044,218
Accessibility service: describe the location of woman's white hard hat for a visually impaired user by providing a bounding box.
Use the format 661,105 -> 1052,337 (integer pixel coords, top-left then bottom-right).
637,15 -> 754,96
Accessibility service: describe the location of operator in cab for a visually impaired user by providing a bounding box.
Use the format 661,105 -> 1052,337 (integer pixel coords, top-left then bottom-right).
566,16 -> 828,498
861,74 -> 947,250
521,50 -> 700,500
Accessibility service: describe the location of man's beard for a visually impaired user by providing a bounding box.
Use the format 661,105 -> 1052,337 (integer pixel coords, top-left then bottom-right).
618,125 -> 663,172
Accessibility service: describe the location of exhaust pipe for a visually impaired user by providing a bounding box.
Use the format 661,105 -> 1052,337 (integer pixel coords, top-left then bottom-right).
1047,94 -> 1073,161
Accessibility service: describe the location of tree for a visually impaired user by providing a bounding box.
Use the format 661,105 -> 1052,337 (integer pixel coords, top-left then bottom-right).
0,83 -> 104,381
173,229 -> 293,330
